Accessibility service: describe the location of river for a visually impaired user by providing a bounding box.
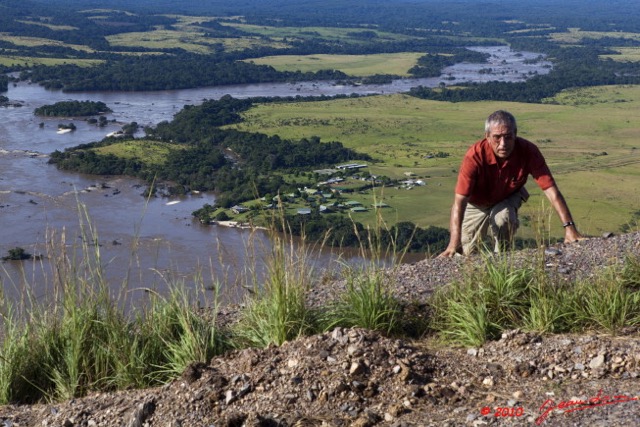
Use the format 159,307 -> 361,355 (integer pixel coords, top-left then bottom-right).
0,46 -> 551,305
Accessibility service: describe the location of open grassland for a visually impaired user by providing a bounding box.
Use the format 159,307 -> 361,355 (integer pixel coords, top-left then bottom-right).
106,29 -> 287,53
219,22 -> 419,44
16,20 -> 78,31
601,47 -> 640,62
227,86 -> 640,237
92,140 -> 185,166
0,35 -> 93,52
550,28 -> 640,44
0,56 -> 103,67
244,53 -> 424,76
106,30 -> 217,54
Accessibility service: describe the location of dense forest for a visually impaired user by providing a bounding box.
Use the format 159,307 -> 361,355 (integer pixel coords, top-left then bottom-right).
24,59 -> 349,92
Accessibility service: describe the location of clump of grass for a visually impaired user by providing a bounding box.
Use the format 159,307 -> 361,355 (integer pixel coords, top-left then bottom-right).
430,253 -> 540,346
322,204 -> 405,336
324,264 -> 401,335
524,279 -> 575,334
431,248 -> 640,346
0,300 -> 40,403
572,256 -> 640,334
233,229 -> 316,348
139,281 -> 227,384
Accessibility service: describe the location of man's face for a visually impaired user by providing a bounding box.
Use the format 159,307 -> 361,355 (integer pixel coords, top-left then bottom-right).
486,123 -> 516,159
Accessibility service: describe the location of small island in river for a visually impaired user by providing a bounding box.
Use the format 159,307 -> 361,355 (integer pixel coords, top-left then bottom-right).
34,100 -> 111,117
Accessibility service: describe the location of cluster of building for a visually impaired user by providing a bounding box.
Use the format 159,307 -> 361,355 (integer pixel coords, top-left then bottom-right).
229,162 -> 426,218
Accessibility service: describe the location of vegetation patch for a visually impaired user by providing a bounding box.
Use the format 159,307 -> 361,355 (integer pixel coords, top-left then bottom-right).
0,56 -> 103,67
91,140 -> 185,166
16,20 -> 78,31
0,35 -> 93,52
245,53 -> 423,76
219,22 -> 418,44
106,30 -> 222,54
34,100 -> 111,117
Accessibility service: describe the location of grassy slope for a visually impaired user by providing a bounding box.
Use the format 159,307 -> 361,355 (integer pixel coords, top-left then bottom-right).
227,86 -> 640,238
91,140 -> 185,165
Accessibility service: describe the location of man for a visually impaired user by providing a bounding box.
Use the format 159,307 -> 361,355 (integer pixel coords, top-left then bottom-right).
440,110 -> 582,257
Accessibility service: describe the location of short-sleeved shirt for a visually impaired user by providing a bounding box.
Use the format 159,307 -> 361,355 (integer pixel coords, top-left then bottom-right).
455,137 -> 555,208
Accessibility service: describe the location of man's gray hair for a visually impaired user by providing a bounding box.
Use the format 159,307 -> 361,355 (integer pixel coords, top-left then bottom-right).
485,110 -> 517,134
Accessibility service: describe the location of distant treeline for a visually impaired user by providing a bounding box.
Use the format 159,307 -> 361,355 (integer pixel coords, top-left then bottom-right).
23,57 -> 349,91
34,100 -> 111,117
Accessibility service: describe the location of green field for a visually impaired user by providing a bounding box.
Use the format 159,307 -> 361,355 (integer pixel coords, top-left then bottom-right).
92,140 -> 184,165
244,53 -> 424,76
227,86 -> 640,238
220,22 -> 419,44
601,47 -> 640,63
551,28 -> 640,44
0,35 -> 94,52
105,29 -> 287,53
0,56 -> 103,67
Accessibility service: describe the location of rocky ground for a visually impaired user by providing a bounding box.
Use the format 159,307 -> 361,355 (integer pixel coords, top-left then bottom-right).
1,232 -> 639,427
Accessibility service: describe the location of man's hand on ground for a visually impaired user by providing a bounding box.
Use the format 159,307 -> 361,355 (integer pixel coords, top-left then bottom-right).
564,227 -> 584,243
438,246 -> 461,258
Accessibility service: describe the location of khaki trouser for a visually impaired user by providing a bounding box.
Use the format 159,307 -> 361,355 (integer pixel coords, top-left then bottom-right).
461,188 -> 527,254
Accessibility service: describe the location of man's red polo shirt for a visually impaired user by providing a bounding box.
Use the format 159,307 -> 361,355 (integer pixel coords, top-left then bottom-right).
455,137 -> 555,208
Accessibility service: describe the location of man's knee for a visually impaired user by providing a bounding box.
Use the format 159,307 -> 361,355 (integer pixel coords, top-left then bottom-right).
492,207 -> 518,231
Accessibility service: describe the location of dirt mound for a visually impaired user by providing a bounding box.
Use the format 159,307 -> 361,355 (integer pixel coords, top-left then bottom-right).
1,328 -> 639,426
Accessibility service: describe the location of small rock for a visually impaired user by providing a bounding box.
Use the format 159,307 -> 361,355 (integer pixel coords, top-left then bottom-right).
589,354 -> 606,370
347,344 -> 362,356
602,232 -> 614,238
126,399 -> 156,427
513,390 -> 524,399
467,348 -> 478,357
225,390 -> 237,405
350,361 -> 365,376
544,247 -> 562,256
482,377 -> 494,387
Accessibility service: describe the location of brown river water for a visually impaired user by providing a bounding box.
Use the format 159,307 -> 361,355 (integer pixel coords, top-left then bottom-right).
0,46 -> 551,306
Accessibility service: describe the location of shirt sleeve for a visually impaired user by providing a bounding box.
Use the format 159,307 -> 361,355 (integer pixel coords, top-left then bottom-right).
528,143 -> 555,190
